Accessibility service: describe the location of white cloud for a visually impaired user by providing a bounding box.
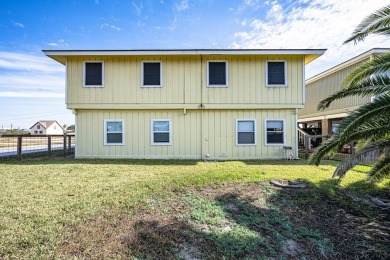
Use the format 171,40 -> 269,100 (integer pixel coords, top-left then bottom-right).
266,2 -> 283,22
0,91 -> 64,98
238,0 -> 261,11
132,2 -> 143,16
176,0 -> 189,12
0,52 -> 64,73
231,0 -> 390,78
0,52 -> 65,99
170,0 -> 191,30
11,21 -> 24,28
100,23 -> 121,31
47,39 -> 68,47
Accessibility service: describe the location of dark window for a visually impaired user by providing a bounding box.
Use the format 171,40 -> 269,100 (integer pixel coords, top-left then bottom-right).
237,120 -> 255,145
143,62 -> 161,86
208,62 -> 227,85
266,120 -> 284,144
85,62 -> 103,86
267,61 -> 285,85
154,133 -> 169,143
107,133 -> 122,143
37,125 -> 40,129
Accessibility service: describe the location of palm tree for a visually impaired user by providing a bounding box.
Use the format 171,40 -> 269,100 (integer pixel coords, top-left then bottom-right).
309,5 -> 390,181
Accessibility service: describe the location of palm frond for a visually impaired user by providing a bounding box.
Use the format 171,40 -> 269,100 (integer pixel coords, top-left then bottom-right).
334,94 -> 390,143
344,5 -> 390,44
309,119 -> 390,167
311,96 -> 390,166
342,119 -> 390,142
333,139 -> 390,180
318,74 -> 390,110
368,154 -> 390,181
333,150 -> 379,179
309,139 -> 340,166
341,52 -> 390,89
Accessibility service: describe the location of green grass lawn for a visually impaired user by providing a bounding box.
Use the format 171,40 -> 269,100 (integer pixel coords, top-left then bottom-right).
0,158 -> 389,258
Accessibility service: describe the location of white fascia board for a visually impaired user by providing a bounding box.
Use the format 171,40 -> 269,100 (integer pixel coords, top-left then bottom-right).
306,48 -> 390,84
43,49 -> 326,65
43,49 -> 326,56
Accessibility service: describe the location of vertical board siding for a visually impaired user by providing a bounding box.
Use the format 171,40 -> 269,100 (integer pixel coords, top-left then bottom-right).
76,109 -> 296,159
202,109 -> 296,159
67,55 -> 304,106
201,55 -> 303,105
76,109 -> 202,159
299,58 -> 371,117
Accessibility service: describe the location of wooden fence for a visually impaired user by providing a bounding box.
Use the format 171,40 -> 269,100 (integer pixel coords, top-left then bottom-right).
0,134 -> 75,161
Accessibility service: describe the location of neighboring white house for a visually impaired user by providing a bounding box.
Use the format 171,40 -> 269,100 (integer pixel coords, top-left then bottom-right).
30,121 -> 64,135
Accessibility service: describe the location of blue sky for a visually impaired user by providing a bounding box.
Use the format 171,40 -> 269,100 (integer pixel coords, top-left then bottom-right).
0,0 -> 389,129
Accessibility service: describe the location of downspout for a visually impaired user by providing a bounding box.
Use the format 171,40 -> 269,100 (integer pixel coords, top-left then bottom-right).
295,108 -> 299,159
298,57 -> 306,159
200,55 -> 204,160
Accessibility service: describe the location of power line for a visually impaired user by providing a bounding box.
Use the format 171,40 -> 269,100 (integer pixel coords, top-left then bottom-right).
0,112 -> 71,121
0,110 -> 69,118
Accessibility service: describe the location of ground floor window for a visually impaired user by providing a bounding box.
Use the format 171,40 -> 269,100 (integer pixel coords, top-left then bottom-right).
151,119 -> 171,145
104,120 -> 124,145
236,119 -> 256,145
265,120 -> 285,145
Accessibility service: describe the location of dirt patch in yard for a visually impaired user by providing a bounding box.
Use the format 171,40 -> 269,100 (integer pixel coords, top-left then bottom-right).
57,182 -> 390,259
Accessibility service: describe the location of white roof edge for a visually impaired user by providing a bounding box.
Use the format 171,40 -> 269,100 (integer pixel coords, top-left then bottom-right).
43,49 -> 326,56
306,48 -> 389,84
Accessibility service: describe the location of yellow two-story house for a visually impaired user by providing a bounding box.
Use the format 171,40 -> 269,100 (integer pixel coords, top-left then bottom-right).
44,49 -> 325,159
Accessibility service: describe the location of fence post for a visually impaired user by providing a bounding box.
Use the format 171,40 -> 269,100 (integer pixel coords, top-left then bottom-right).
17,136 -> 22,161
68,135 -> 72,154
350,142 -> 354,155
304,135 -> 310,160
48,135 -> 52,157
63,133 -> 67,157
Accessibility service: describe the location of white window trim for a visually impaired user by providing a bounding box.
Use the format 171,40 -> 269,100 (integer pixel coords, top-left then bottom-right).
141,61 -> 162,88
151,119 -> 172,145
207,60 -> 228,87
104,119 -> 124,146
266,60 -> 287,87
236,119 -> 257,146
83,61 -> 104,88
264,119 -> 286,146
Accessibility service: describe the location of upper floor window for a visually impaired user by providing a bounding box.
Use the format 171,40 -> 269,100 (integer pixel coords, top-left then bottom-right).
207,61 -> 228,87
236,119 -> 256,145
266,61 -> 286,87
37,125 -> 40,129
142,61 -> 162,87
84,61 -> 104,87
151,119 -> 171,145
265,120 -> 285,145
104,120 -> 124,145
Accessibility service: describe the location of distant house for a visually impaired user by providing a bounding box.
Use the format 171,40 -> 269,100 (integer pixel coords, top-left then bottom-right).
43,49 -> 326,159
30,121 -> 64,135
